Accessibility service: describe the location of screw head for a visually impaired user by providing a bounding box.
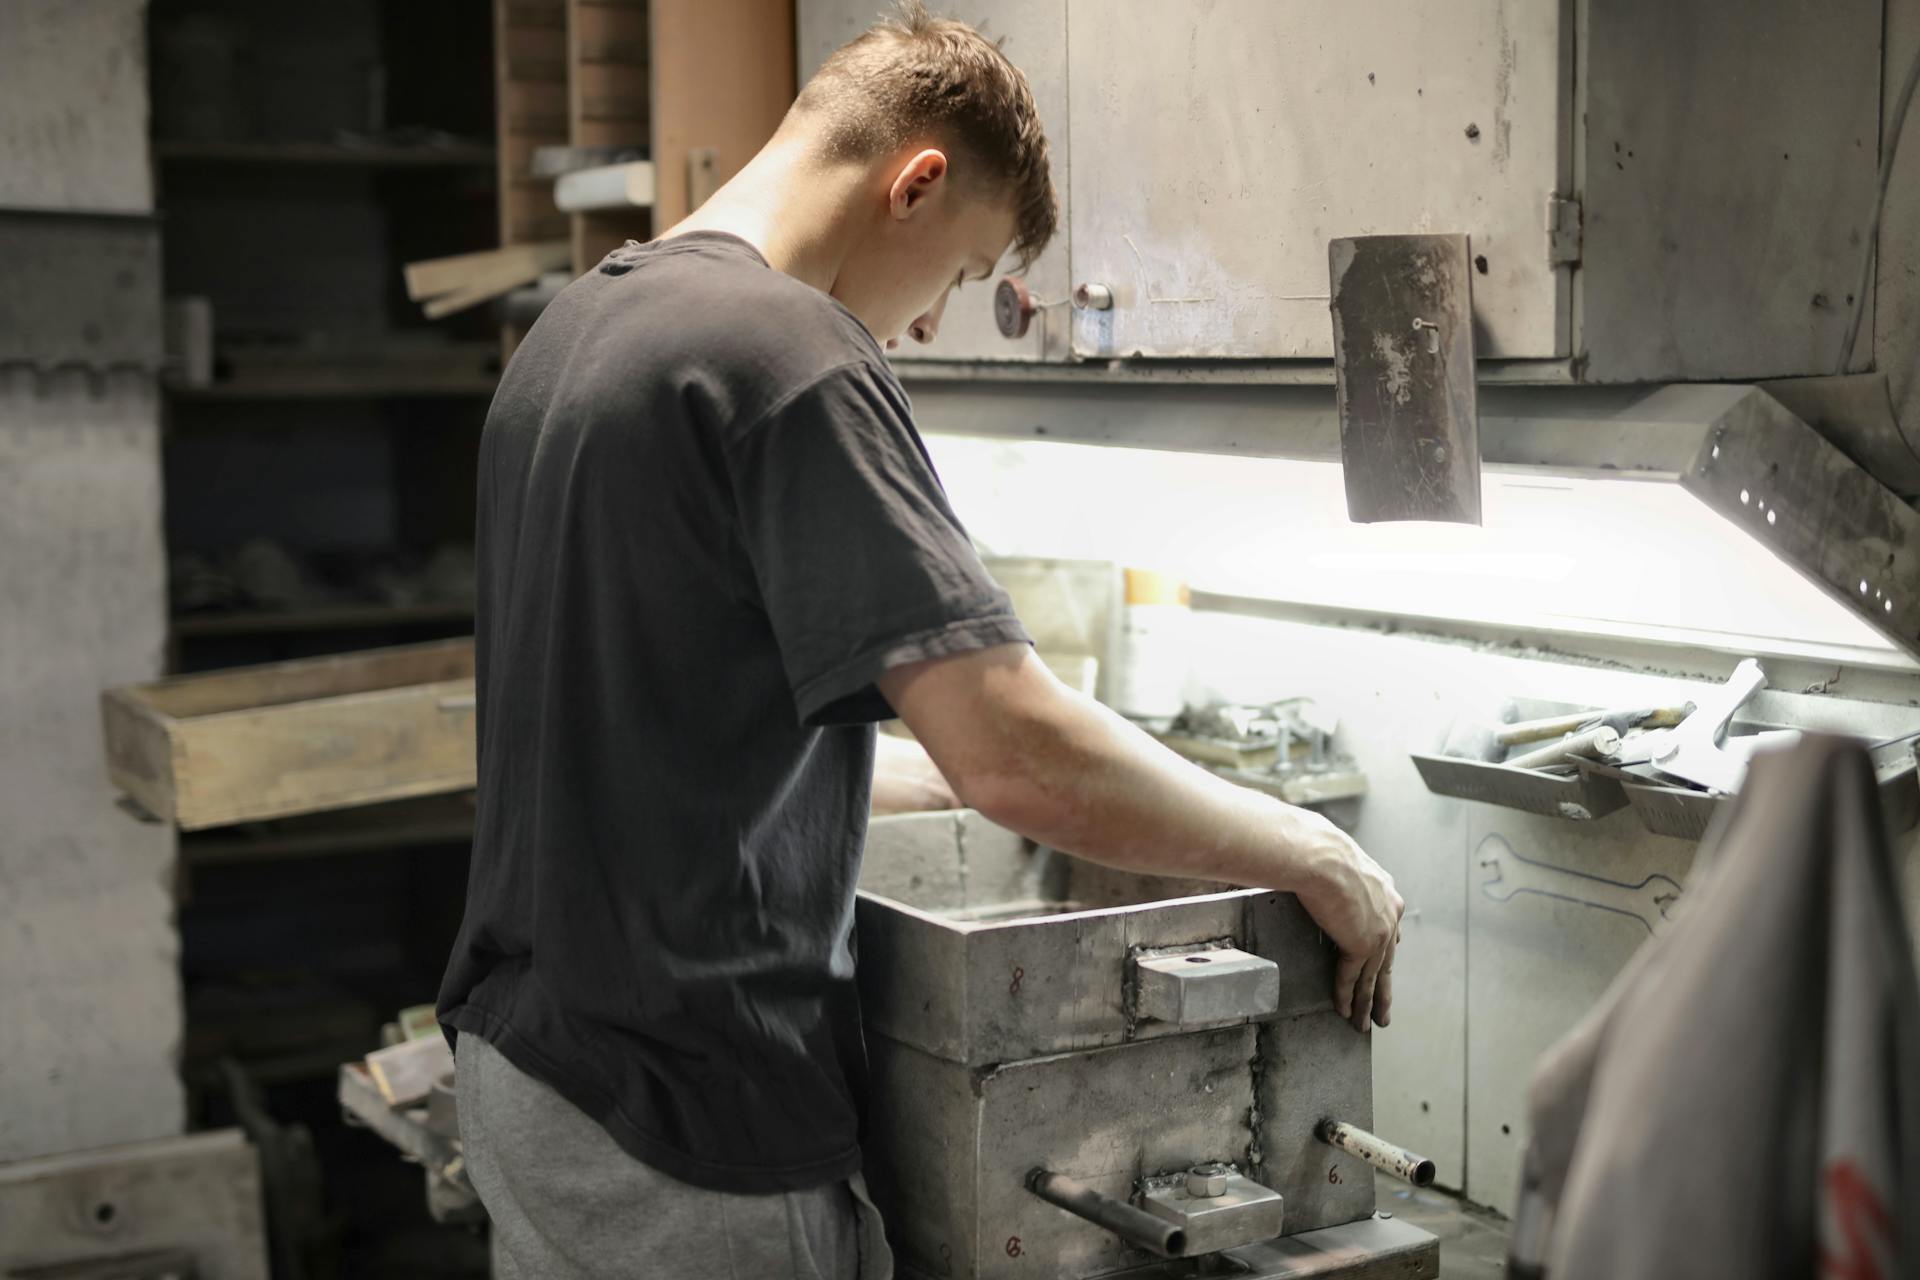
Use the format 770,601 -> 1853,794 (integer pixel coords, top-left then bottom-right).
1186,1163 -> 1232,1198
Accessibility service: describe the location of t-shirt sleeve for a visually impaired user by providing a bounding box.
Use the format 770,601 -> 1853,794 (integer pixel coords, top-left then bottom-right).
725,361 -> 1031,727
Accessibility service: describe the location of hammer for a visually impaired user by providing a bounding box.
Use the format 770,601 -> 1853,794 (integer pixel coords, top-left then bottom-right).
1442,703 -> 1695,763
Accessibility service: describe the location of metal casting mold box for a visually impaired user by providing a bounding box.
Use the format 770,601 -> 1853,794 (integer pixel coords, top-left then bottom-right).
856,812 -> 1378,1280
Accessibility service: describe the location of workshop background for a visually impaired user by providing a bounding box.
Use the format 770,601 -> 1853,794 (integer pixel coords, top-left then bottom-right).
3,0 -> 1919,1277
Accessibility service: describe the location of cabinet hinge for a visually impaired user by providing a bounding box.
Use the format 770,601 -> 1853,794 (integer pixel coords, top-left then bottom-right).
1546,193 -> 1583,267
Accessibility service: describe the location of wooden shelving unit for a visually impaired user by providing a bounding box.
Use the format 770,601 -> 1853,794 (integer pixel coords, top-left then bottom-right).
491,0 -> 795,356
152,2 -> 497,678
167,343 -> 500,402
171,603 -> 475,638
181,793 -> 477,866
156,140 -> 496,169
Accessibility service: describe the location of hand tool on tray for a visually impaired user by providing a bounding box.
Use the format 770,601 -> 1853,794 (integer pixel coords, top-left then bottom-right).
1443,702 -> 1694,763
1506,725 -> 1623,772
1605,660 -> 1790,795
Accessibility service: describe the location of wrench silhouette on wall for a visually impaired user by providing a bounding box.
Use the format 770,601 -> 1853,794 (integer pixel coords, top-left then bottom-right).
1476,834 -> 1684,936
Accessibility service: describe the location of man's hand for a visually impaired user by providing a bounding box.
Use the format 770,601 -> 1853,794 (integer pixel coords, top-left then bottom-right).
1287,813 -> 1405,1031
870,731 -> 960,815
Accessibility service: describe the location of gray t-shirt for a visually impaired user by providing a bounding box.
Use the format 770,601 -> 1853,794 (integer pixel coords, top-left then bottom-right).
438,232 -> 1028,1193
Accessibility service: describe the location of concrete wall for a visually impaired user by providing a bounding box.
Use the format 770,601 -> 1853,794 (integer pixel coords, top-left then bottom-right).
0,0 -> 184,1163
0,0 -> 152,213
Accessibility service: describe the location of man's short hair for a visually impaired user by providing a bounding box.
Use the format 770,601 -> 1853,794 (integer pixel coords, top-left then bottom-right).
793,1 -> 1057,270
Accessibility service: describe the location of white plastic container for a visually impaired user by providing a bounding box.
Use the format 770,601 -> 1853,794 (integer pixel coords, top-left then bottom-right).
1112,568 -> 1191,731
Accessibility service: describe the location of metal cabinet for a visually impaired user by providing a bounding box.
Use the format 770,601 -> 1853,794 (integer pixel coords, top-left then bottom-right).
802,0 -> 1880,380
1064,0 -> 1880,378
796,0 -> 1071,362
1066,0 -> 1570,362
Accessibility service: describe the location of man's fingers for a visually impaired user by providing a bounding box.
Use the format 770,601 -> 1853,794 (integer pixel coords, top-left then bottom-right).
1373,933 -> 1398,1028
1332,951 -> 1364,1020
1349,944 -> 1386,1033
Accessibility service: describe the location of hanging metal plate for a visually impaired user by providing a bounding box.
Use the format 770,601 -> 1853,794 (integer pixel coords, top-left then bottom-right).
1328,233 -> 1482,525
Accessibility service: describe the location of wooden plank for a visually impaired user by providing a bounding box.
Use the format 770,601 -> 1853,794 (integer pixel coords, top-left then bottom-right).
156,140 -> 496,168
574,2 -> 650,63
502,24 -> 568,81
502,79 -> 570,134
573,60 -> 650,126
122,637 -> 473,720
502,184 -> 570,244
501,131 -> 563,184
168,676 -> 476,830
171,602 -> 475,639
419,254 -> 569,319
102,640 -> 480,830
365,1035 -> 455,1108
649,0 -> 796,228
500,0 -> 571,360
501,0 -> 567,29
181,793 -> 477,865
406,239 -> 570,301
100,687 -> 180,824
1328,233 -> 1482,525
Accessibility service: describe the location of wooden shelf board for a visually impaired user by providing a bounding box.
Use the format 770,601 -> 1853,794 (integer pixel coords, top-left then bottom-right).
156,140 -> 498,169
172,603 -> 475,639
181,793 -> 477,864
167,358 -> 499,401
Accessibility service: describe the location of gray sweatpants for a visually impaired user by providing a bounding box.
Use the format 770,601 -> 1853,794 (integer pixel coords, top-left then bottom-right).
455,1034 -> 893,1279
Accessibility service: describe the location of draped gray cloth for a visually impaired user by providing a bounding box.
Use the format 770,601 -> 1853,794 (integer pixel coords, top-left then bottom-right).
1509,735 -> 1920,1279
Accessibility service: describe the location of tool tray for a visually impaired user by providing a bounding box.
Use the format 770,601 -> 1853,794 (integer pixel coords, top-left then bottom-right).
1605,738 -> 1920,840
1410,699 -> 1631,822
1414,697 -> 1920,838
101,638 -> 475,830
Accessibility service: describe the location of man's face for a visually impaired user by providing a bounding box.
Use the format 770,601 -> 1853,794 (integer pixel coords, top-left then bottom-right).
832,148 -> 1018,350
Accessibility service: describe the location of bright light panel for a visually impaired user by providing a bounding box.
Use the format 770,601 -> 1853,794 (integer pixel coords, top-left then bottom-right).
924,435 -> 1900,659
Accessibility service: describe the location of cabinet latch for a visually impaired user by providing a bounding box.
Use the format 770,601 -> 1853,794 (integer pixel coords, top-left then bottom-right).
1547,193 -> 1583,267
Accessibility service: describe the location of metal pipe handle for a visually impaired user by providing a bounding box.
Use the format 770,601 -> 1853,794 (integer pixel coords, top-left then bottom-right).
1024,1168 -> 1187,1257
1316,1119 -> 1437,1187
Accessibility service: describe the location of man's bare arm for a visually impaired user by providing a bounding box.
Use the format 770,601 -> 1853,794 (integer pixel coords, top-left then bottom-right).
870,732 -> 960,815
877,643 -> 1404,1030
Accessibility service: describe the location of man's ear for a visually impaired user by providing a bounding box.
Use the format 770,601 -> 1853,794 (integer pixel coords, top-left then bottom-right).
888,148 -> 949,221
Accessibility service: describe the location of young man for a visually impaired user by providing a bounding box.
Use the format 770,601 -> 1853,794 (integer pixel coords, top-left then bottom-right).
439,5 -> 1405,1276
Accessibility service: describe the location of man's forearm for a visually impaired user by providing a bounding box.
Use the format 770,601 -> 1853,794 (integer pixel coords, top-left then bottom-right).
881,644 -> 1404,1029
896,648 -> 1344,894
959,686 -> 1345,893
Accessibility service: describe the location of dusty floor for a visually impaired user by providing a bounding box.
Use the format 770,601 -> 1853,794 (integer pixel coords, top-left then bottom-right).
1375,1172 -> 1511,1280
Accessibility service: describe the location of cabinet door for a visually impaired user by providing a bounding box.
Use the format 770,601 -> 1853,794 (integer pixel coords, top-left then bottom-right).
1066,0 -> 1570,360
796,0 -> 1071,362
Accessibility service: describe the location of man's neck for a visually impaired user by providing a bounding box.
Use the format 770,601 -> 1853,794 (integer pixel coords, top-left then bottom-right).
662,139 -> 870,296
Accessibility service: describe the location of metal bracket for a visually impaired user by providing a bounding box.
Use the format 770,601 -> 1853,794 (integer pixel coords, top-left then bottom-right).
1131,944 -> 1280,1029
1546,193 -> 1583,267
1684,391 -> 1920,662
1138,1167 -> 1286,1256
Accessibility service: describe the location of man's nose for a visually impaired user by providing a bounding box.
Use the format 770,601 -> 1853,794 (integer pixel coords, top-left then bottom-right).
909,290 -> 952,345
